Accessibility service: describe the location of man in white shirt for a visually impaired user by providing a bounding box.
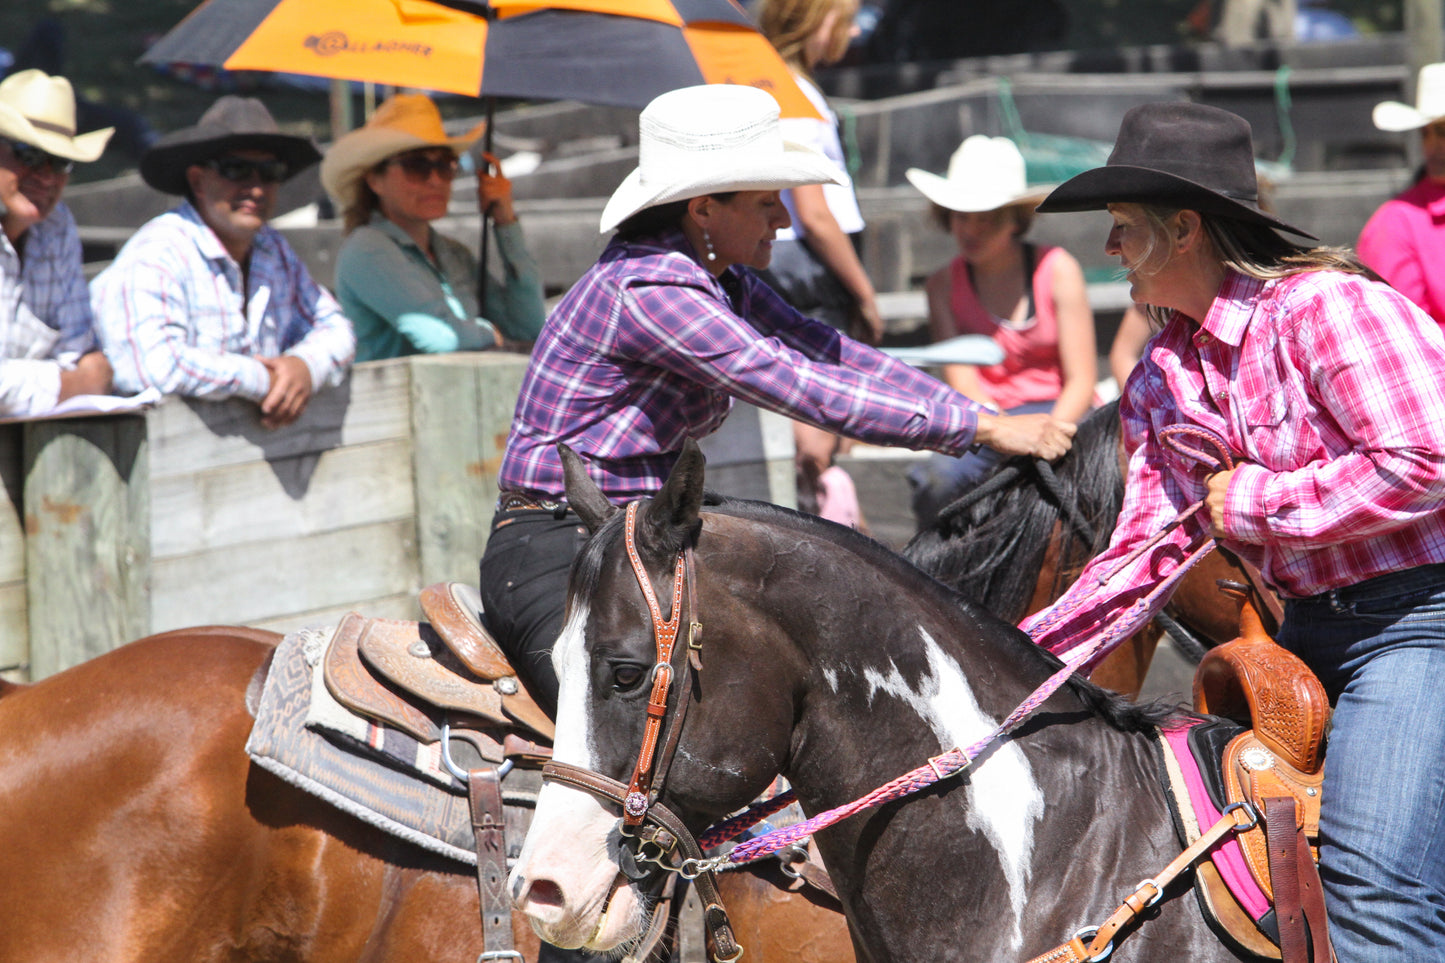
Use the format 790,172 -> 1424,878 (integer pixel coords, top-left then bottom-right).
0,69 -> 113,416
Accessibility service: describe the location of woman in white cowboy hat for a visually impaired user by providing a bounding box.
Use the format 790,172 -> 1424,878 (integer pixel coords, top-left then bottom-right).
903,134 -> 1097,527
1358,62 -> 1445,328
475,83 -> 1076,717
1024,101 -> 1445,962
321,94 -> 544,362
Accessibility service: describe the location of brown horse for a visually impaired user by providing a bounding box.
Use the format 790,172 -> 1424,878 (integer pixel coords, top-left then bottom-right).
0,626 -> 538,963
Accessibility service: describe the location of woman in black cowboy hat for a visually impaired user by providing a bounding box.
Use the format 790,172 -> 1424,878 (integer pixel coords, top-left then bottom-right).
1023,101 -> 1445,960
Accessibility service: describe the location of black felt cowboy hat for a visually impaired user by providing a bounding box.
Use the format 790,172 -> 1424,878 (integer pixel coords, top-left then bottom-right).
1036,101 -> 1316,239
140,95 -> 321,195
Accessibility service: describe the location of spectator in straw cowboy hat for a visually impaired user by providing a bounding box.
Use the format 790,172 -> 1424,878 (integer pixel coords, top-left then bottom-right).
92,96 -> 355,429
321,93 -> 544,362
0,68 -> 114,415
478,84 -> 1075,717
1358,62 -> 1445,328
1026,101 -> 1445,961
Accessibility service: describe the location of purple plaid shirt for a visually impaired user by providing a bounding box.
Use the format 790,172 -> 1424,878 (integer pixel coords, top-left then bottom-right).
499,229 -> 984,499
1024,269 -> 1445,660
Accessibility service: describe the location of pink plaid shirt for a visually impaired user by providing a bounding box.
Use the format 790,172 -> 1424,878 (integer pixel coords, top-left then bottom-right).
1024,268 -> 1445,660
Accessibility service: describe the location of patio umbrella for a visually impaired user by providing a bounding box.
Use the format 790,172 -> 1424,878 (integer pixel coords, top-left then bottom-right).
142,0 -> 819,300
140,0 -> 819,118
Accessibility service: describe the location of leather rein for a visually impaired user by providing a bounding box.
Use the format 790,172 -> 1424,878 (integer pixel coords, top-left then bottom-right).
541,502 -> 744,962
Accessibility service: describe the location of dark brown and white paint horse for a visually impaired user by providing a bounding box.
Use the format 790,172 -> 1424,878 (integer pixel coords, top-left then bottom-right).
510,441 -> 1252,962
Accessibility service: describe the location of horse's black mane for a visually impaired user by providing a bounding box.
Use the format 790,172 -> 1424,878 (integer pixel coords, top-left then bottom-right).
572,484 -> 1178,736
903,401 -> 1125,623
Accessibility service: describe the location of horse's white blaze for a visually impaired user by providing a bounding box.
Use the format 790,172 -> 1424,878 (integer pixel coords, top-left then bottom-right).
510,602 -> 645,950
861,626 -> 1044,952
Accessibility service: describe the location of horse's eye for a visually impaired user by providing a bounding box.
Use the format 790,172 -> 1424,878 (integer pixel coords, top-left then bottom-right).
612,665 -> 646,690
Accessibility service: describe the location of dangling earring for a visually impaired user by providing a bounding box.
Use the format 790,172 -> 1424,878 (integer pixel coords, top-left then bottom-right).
702,228 -> 716,262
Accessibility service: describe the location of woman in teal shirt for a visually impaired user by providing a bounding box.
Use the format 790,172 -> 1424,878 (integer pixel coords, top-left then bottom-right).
321,94 -> 545,361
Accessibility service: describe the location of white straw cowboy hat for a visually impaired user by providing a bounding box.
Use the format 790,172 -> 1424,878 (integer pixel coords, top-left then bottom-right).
1373,62 -> 1445,132
142,95 -> 320,195
320,93 -> 486,210
905,135 -> 1049,213
599,84 -> 844,234
0,69 -> 112,163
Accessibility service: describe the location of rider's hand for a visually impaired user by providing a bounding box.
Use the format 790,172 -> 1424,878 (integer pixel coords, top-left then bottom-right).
1205,469 -> 1235,538
974,412 -> 1075,461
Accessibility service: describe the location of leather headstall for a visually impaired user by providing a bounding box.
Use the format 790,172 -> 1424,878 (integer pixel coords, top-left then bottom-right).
540,501 -> 741,961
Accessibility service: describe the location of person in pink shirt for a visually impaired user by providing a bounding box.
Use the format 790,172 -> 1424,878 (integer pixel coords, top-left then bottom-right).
904,135 -> 1096,526
1027,101 -> 1445,962
1358,62 -> 1445,328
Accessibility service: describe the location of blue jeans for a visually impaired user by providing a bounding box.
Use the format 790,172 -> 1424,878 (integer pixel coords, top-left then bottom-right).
1277,564 -> 1445,960
907,399 -> 1055,529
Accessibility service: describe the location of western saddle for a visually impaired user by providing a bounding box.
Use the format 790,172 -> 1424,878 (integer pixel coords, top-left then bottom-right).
1192,581 -> 1333,962
321,582 -> 555,961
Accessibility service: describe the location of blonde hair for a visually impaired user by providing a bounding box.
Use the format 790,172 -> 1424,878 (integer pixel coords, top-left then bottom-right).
757,0 -> 858,73
1127,204 -> 1370,323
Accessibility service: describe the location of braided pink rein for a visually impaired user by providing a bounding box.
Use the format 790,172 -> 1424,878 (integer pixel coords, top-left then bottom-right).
704,425 -> 1235,866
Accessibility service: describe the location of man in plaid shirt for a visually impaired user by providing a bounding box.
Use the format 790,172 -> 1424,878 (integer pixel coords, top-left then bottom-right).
92,97 -> 354,429
0,69 -> 113,416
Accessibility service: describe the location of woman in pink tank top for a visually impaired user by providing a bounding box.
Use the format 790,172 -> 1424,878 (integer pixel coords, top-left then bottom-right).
904,135 -> 1097,527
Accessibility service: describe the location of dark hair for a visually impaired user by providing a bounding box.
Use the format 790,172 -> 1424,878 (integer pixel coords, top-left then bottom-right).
613,192 -> 740,240
928,202 -> 1034,238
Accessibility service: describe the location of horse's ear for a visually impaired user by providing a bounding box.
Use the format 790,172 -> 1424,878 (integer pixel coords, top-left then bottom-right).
559,443 -> 616,533
641,438 -> 706,551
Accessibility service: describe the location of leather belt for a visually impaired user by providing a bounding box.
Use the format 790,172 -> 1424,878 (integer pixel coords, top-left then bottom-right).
496,490 -> 567,513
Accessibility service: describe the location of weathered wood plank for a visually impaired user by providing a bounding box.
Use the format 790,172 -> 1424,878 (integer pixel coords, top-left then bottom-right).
411,353 -> 529,584
23,417 -> 150,679
0,424 -> 24,584
248,592 -> 423,636
150,518 -> 419,631
145,360 -> 413,480
0,583 -> 27,680
150,438 -> 416,557
697,403 -> 797,508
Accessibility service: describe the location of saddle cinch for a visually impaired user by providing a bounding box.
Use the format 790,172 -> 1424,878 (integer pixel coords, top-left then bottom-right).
322,582 -> 555,960
1184,583 -> 1334,963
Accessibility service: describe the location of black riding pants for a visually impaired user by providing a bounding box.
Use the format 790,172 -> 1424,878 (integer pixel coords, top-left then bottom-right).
476,507 -> 589,720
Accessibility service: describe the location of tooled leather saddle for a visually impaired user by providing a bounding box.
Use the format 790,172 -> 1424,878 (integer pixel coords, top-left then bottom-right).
322,582 -> 555,960
1179,584 -> 1334,963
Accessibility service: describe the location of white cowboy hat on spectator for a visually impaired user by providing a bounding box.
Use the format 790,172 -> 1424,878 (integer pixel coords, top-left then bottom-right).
1373,62 -> 1445,132
320,93 -> 485,211
905,135 -> 1049,213
599,84 -> 843,234
0,69 -> 112,163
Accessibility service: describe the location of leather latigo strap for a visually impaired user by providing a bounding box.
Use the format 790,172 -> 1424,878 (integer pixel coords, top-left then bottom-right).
1264,797 -> 1334,963
469,769 -> 517,958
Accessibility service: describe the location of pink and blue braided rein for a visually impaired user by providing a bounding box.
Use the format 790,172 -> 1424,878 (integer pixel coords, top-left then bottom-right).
705,425 -> 1234,866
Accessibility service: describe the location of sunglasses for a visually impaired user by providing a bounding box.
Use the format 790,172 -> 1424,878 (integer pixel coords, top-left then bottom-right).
391,151 -> 459,182
4,139 -> 75,176
203,156 -> 290,185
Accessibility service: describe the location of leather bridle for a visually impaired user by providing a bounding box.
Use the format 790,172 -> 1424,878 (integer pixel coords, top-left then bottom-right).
541,502 -> 742,962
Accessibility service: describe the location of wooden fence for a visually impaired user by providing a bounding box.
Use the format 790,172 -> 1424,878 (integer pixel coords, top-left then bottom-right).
1,353 -> 793,683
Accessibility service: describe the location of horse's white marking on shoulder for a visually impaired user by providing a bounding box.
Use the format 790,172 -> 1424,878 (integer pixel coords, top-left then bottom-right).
550,601 -> 594,769
861,627 -> 1043,951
